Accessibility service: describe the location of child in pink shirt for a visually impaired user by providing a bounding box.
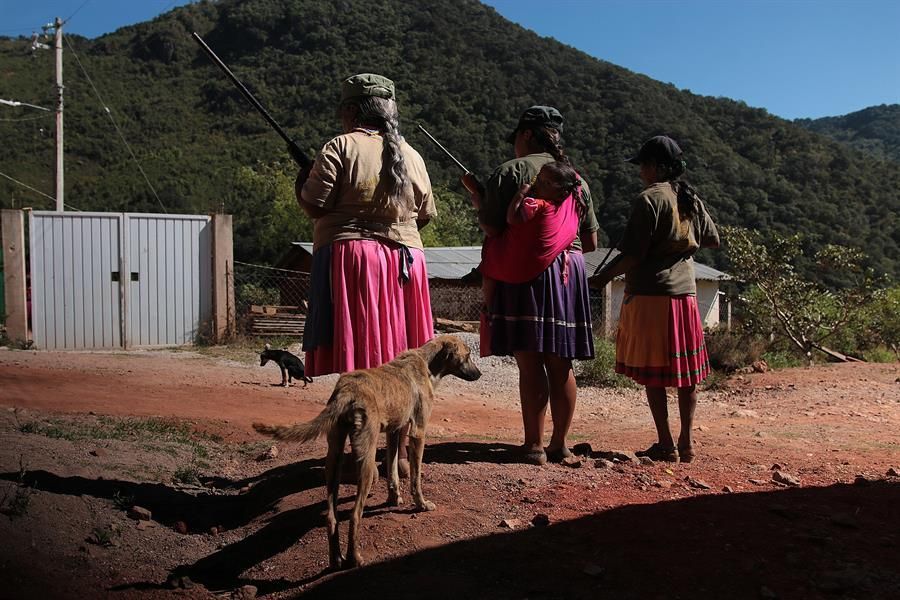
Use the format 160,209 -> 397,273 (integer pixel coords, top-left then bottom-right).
480,160 -> 584,307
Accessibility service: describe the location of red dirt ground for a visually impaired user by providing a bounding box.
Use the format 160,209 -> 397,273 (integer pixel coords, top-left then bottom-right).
0,346 -> 898,599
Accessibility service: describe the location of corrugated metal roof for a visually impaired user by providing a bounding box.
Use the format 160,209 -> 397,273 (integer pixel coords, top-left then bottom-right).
583,248 -> 729,281
291,243 -> 729,281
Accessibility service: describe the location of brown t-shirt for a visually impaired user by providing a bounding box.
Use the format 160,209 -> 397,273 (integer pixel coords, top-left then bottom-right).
302,129 -> 436,251
618,182 -> 719,296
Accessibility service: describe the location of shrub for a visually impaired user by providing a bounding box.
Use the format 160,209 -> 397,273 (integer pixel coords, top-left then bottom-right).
761,350 -> 805,370
236,282 -> 279,308
576,337 -> 637,389
700,369 -> 729,391
862,346 -> 898,363
173,463 -> 201,485
704,329 -> 768,372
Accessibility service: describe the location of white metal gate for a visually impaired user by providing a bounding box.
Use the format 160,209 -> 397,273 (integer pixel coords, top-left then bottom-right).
29,211 -> 212,350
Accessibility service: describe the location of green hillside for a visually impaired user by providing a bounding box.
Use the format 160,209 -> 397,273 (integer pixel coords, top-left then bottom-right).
796,104 -> 900,163
1,0 -> 898,280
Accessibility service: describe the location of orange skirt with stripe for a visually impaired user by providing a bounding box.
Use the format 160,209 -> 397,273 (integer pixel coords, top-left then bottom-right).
615,294 -> 710,388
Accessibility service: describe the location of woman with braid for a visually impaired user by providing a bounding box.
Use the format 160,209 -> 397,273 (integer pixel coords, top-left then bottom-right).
297,73 -> 436,474
592,136 -> 719,463
465,106 -> 599,465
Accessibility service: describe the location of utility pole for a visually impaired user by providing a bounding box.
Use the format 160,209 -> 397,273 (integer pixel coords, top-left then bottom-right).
53,16 -> 64,212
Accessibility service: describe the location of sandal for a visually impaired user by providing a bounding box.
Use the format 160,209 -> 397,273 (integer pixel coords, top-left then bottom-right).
545,446 -> 573,463
521,447 -> 547,466
635,443 -> 679,463
678,446 -> 696,464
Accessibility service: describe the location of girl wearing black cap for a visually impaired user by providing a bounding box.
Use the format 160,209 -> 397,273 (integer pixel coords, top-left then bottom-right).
467,106 -> 599,465
592,136 -> 719,463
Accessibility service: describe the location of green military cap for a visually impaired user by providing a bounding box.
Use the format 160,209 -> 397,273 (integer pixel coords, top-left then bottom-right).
507,105 -> 565,143
340,73 -> 395,102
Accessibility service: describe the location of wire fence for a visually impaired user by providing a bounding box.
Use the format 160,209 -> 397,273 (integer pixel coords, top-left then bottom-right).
233,261 -> 310,337
232,262 -> 609,337
428,279 -> 483,323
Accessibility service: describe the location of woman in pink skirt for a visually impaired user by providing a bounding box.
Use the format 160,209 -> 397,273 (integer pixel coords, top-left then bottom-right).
592,136 -> 719,463
296,73 -> 436,471
296,72 -> 435,374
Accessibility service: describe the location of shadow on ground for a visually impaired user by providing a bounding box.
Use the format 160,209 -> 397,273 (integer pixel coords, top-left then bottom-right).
297,480 -> 900,600
0,457 -> 324,533
4,444 -> 899,599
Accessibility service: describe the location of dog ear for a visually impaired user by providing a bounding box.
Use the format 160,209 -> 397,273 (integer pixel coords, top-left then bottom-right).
422,336 -> 454,376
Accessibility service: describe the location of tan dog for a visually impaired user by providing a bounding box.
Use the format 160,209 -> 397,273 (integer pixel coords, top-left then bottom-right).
252,334 -> 481,570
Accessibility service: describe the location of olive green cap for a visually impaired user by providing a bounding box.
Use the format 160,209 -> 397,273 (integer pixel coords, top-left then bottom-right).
507,105 -> 564,143
340,73 -> 395,102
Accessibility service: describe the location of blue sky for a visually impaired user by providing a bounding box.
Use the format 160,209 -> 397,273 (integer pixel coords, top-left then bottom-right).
2,0 -> 897,120
482,0 -> 900,120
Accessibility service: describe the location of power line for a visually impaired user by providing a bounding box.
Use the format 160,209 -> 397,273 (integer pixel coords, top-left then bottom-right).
0,169 -> 82,211
63,0 -> 94,27
64,35 -> 168,213
0,113 -> 53,123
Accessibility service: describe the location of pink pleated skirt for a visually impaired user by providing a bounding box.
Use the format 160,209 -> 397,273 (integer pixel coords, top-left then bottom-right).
615,294 -> 710,388
305,239 -> 434,377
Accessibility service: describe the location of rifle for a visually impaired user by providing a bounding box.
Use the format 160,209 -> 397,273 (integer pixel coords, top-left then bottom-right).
192,32 -> 311,169
416,123 -> 484,197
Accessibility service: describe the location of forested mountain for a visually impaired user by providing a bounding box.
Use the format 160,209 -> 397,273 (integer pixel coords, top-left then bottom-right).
1,0 -> 898,280
796,104 -> 900,163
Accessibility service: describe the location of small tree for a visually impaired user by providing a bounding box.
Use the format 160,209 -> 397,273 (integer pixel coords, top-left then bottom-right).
723,226 -> 882,364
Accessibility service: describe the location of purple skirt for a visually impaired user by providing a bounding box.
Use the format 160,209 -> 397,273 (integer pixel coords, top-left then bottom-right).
487,250 -> 594,359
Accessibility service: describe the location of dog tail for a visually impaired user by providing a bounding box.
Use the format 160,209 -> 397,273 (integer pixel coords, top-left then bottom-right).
252,402 -> 338,443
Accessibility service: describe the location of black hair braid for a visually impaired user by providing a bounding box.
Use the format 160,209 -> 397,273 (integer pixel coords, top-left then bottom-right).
353,96 -> 410,205
672,180 -> 700,220
533,127 -> 567,162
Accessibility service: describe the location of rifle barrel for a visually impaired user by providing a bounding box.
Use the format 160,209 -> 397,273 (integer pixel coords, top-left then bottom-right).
192,32 -> 293,147
416,123 -> 471,174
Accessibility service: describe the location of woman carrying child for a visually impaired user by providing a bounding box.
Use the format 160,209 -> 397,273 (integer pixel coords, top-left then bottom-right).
466,106 -> 599,465
479,160 -> 585,306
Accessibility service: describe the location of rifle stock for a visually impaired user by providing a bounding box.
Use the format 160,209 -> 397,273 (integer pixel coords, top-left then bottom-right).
192,32 -> 311,169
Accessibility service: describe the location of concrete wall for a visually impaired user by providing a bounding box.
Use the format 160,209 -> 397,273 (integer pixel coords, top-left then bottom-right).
1,210 -> 28,343
609,280 -> 721,328
212,214 -> 235,343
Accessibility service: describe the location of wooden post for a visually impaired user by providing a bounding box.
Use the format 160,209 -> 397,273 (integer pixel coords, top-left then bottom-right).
211,214 -> 234,343
1,210 -> 29,342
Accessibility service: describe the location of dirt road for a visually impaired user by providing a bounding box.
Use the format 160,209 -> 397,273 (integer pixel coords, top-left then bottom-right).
0,346 -> 898,599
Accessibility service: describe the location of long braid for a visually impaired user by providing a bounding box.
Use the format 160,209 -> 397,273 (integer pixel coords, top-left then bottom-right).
656,158 -> 697,221
533,126 -> 566,162
353,96 -> 410,206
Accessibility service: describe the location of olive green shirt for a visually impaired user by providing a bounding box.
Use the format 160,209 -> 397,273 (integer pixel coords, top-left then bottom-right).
618,182 -> 719,296
302,129 -> 436,251
480,152 -> 599,251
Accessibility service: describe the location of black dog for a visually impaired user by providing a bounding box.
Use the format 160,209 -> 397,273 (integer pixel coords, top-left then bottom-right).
259,344 -> 313,387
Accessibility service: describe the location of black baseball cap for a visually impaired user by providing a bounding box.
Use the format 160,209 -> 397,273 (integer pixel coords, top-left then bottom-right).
507,105 -> 564,144
626,135 -> 683,165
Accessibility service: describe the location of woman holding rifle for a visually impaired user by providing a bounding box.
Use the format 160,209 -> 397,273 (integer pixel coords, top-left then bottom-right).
297,73 -> 437,475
